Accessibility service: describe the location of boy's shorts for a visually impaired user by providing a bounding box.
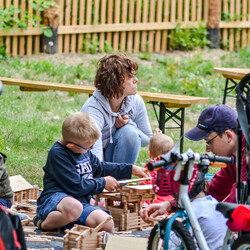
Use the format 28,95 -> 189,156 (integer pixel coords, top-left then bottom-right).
0,198 -> 12,208
37,192 -> 102,226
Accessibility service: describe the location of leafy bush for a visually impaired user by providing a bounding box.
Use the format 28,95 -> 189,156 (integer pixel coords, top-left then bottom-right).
168,23 -> 211,50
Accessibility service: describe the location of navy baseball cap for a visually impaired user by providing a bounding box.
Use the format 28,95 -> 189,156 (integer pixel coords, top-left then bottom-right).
185,104 -> 237,141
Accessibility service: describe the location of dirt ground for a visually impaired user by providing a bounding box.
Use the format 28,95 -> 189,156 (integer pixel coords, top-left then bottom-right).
21,49 -> 228,67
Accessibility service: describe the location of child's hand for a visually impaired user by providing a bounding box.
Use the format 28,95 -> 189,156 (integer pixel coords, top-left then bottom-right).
104,176 -> 119,192
153,128 -> 162,135
140,202 -> 170,223
132,165 -> 151,178
115,114 -> 130,128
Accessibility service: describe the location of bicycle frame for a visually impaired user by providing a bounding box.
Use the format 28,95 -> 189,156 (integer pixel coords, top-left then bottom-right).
148,150 -> 234,250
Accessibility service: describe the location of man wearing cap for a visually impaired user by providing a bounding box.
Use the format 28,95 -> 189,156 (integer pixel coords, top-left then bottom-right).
185,104 -> 247,203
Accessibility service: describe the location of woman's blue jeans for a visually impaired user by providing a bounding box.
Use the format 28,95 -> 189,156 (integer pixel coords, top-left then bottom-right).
104,124 -> 141,164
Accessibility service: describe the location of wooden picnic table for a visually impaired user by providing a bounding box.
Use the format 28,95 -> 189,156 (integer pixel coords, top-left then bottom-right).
213,67 -> 250,104
1,77 -> 209,152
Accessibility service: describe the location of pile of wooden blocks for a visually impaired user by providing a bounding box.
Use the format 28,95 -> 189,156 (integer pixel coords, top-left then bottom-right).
64,216 -> 112,249
94,183 -> 155,231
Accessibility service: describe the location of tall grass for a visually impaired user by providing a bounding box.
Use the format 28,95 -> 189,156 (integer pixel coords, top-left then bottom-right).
0,47 -> 249,186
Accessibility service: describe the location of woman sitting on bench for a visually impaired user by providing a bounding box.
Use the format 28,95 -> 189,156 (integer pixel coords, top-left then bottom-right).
81,54 -> 152,164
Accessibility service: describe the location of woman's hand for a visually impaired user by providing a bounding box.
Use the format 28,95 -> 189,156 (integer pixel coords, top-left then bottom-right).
115,114 -> 130,128
132,165 -> 151,178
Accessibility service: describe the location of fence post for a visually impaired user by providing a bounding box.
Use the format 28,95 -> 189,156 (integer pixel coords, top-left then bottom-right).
43,0 -> 60,54
207,0 -> 221,48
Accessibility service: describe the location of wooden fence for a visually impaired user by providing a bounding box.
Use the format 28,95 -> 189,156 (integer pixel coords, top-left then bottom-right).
0,0 -> 250,56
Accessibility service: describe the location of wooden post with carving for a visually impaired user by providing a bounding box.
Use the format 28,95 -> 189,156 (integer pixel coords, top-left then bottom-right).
43,0 -> 60,54
207,0 -> 221,48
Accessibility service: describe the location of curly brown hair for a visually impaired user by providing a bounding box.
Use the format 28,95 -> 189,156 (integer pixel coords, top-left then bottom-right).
94,54 -> 138,99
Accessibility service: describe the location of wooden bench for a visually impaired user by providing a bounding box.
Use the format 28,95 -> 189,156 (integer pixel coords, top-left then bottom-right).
1,77 -> 209,152
213,67 -> 250,104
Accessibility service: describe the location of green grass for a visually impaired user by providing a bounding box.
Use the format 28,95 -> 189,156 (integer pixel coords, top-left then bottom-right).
0,47 -> 249,186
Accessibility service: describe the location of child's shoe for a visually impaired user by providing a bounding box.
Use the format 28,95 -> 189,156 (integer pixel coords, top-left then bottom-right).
33,215 -> 44,230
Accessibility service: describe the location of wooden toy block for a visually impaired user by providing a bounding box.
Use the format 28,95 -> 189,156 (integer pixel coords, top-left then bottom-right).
9,175 -> 39,204
64,216 -> 112,250
94,181 -> 155,231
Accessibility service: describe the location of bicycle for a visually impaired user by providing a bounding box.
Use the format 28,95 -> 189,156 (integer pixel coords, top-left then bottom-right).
146,148 -> 250,250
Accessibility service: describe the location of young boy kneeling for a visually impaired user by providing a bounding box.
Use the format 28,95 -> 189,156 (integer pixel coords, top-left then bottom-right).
34,112 -> 149,232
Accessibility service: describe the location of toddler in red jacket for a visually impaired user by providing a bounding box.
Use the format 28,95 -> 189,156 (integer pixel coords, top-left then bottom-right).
141,133 -> 174,207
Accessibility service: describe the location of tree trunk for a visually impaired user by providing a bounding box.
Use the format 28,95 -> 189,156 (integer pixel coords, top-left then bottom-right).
43,0 -> 60,54
207,0 -> 221,49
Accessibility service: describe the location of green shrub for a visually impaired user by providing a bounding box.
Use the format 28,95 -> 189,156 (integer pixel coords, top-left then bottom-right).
168,23 -> 211,50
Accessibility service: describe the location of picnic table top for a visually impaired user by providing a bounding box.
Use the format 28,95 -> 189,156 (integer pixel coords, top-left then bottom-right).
213,67 -> 250,80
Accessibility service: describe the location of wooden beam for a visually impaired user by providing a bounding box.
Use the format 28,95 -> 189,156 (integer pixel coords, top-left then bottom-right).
0,21 -> 249,37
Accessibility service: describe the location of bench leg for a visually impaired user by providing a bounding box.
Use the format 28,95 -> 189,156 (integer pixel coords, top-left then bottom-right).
223,78 -> 238,104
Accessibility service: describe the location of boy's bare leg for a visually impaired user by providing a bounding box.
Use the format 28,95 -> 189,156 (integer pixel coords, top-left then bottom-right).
85,209 -> 114,233
41,197 -> 83,230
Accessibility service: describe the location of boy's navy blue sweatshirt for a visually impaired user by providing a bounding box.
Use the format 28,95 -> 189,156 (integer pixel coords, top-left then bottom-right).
38,141 -> 132,205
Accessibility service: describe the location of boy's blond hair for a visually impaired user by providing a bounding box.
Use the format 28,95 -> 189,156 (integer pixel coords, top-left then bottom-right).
149,134 -> 174,159
62,112 -> 100,142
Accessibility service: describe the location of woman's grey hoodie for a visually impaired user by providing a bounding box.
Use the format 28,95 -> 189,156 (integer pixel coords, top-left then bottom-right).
81,89 -> 152,161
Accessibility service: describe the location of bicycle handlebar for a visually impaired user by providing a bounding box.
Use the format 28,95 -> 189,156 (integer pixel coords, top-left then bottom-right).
147,152 -> 234,171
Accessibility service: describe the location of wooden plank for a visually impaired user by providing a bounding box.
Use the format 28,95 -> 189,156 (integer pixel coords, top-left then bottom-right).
5,0 -> 11,54
64,0 -> 71,53
1,77 -> 209,106
113,0 -> 121,51
118,178 -> 152,185
120,0 -> 127,51
248,0 -> 250,46
12,0 -> 19,56
106,0 -> 113,46
154,0 -> 162,52
127,0 -> 135,53
85,0 -> 92,52
148,0 -> 155,52
141,0 -> 149,52
235,0 -> 240,50
229,0 -> 235,51
177,0 -> 183,21
105,235 -> 147,250
99,0 -> 106,52
169,0 -> 176,50
92,0 -> 100,49
197,0 -> 202,21
241,0 -> 247,47
184,0 -> 190,21
213,67 -> 250,80
203,0 -> 209,22
77,0 -> 85,53
191,0 -> 196,21
0,0 -> 3,46
134,0 -> 142,52
27,0 -> 33,56
34,10 -> 41,54
70,0 -> 78,53
161,0 -> 169,52
219,21 -> 250,28
4,21 -> 250,37
222,0 -> 228,49
57,0 -> 64,53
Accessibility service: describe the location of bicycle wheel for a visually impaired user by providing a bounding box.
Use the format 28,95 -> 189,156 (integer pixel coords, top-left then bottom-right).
147,218 -> 196,250
231,234 -> 250,250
